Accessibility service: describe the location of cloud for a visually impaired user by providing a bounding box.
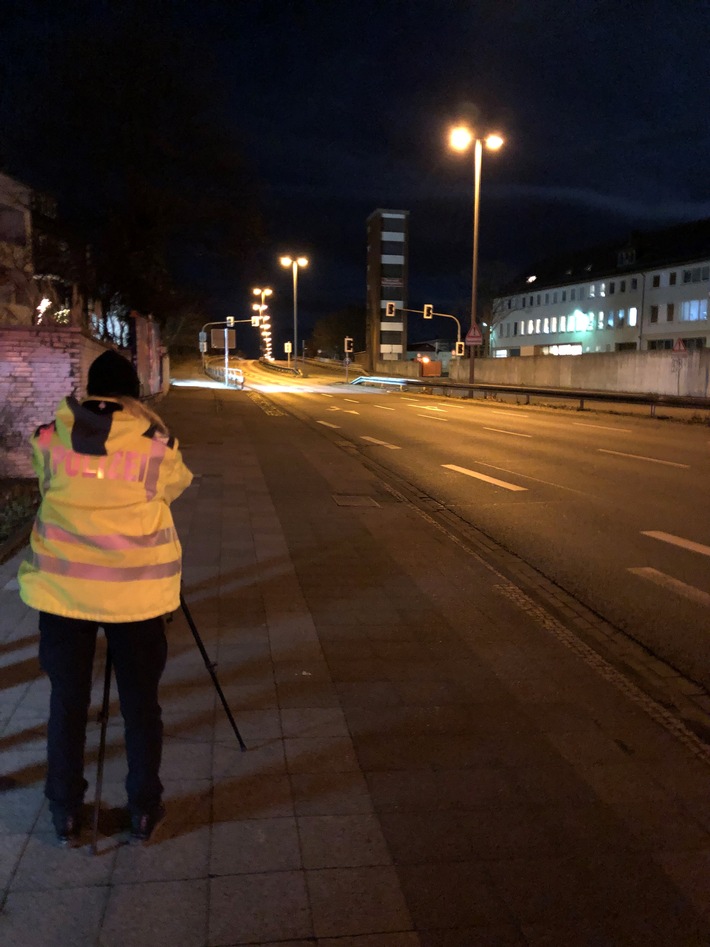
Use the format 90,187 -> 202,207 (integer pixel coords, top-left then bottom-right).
488,183 -> 710,223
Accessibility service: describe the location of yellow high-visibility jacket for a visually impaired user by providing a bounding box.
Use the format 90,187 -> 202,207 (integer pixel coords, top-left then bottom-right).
18,396 -> 193,622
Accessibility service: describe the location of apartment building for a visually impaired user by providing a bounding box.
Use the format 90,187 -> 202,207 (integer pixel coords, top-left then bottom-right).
491,218 -> 710,356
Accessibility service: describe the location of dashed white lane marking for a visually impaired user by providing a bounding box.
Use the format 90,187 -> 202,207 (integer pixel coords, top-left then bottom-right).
642,531 -> 710,557
344,399 -> 360,403
598,448 -> 689,469
628,567 -> 710,607
442,464 -> 528,491
417,414 -> 448,421
361,436 -> 401,450
316,420 -> 340,429
342,409 -> 360,415
374,404 -> 395,411
574,421 -> 632,432
417,406 -> 446,412
483,427 -> 532,438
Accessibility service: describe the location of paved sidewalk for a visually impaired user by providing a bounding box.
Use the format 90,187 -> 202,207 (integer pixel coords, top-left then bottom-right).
2,376 -> 710,946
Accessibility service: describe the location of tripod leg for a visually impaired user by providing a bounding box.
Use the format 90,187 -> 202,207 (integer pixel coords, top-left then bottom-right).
91,649 -> 112,855
179,592 -> 247,751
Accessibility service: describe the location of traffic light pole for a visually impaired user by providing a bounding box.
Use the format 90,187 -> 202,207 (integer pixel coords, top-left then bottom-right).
199,318 -> 254,388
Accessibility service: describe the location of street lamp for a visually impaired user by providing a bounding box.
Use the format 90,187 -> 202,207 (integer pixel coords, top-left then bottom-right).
449,125 -> 503,382
280,255 -> 308,367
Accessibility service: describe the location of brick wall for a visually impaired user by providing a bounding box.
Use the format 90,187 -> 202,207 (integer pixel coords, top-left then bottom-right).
0,327 -> 107,478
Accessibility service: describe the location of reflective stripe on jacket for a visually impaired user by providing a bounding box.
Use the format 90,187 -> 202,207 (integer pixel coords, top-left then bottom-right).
18,396 -> 193,622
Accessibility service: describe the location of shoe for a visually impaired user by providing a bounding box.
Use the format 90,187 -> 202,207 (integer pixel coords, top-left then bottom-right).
129,804 -> 165,843
51,808 -> 82,847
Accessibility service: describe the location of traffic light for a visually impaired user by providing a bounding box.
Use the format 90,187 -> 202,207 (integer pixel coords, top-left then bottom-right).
423,304 -> 434,319
454,341 -> 465,356
385,300 -> 396,317
344,336 -> 353,353
226,316 -> 235,327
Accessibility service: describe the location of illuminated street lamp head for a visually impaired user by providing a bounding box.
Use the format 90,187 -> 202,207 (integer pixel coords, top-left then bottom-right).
280,255 -> 308,269
449,125 -> 474,152
485,133 -> 504,150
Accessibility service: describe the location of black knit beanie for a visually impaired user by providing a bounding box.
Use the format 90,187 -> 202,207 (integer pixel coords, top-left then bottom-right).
87,350 -> 140,399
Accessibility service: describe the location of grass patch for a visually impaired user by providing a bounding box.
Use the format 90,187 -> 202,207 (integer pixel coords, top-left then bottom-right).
0,480 -> 39,545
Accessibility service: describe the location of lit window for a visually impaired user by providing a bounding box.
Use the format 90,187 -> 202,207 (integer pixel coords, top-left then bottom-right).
589,284 -> 596,298
607,310 -> 615,327
535,318 -> 541,333
618,309 -> 626,326
527,319 -> 534,334
559,315 -> 566,331
600,282 -> 606,297
628,307 -> 638,326
598,312 -> 604,329
551,317 -> 557,332
543,318 -> 549,333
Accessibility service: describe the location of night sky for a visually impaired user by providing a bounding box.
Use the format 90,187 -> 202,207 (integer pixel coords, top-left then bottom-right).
3,0 -> 710,343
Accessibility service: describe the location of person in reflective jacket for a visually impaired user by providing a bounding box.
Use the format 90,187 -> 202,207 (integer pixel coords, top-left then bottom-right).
18,349 -> 193,846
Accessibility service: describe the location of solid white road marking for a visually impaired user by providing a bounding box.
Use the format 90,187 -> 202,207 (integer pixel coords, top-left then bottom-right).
374,404 -> 395,411
628,567 -> 710,608
483,427 -> 532,438
417,414 -> 448,421
574,422 -> 631,432
417,406 -> 446,412
442,464 -> 528,491
361,436 -> 400,449
316,420 -> 340,428
598,448 -> 689,468
642,531 -> 710,558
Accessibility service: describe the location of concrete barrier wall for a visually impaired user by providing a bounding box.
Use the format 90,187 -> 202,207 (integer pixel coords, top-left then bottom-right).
374,358 -> 422,378
442,350 -> 710,398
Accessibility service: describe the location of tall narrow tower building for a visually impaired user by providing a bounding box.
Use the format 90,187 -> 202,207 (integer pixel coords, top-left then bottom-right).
366,209 -> 409,368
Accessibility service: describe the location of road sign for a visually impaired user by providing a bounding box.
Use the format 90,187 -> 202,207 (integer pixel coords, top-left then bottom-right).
672,337 -> 688,354
465,323 -> 483,345
284,341 -> 292,353
211,329 -> 236,349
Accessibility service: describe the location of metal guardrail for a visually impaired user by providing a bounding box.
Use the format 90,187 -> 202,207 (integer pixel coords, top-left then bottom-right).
203,362 -> 245,388
349,375 -> 710,416
258,358 -> 300,376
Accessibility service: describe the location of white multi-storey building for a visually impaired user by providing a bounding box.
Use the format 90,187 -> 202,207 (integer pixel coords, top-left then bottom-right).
491,218 -> 710,357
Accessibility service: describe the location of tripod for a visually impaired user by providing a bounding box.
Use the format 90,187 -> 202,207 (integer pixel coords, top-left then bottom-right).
90,591 -> 247,854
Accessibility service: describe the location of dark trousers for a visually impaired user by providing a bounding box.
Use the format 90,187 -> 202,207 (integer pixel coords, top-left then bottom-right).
38,612 -> 168,815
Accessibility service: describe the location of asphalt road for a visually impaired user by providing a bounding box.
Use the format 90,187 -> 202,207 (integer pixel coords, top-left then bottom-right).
241,360 -> 710,689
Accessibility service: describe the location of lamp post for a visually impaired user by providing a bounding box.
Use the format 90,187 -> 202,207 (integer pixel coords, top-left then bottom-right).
449,126 -> 503,383
279,256 -> 308,369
